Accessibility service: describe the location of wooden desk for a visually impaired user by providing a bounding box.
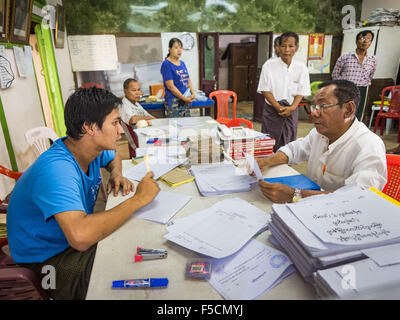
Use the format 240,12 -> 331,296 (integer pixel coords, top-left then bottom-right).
86,160 -> 316,300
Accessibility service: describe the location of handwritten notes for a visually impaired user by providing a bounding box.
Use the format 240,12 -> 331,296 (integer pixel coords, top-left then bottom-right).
287,188 -> 400,246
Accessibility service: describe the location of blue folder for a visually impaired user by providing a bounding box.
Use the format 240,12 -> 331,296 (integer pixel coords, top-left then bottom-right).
264,174 -> 320,190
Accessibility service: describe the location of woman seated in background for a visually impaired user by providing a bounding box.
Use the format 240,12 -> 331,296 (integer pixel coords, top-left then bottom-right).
160,38 -> 196,117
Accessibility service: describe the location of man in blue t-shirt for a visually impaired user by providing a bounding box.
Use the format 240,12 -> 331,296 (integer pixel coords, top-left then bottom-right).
7,87 -> 160,299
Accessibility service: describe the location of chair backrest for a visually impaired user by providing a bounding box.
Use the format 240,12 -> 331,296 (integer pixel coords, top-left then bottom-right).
25,127 -> 59,158
383,86 -> 400,113
150,84 -> 165,98
120,121 -> 138,158
382,154 -> 400,202
209,90 -> 237,121
226,118 -> 253,129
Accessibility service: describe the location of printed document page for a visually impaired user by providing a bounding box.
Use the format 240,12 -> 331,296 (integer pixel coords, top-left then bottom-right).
164,198 -> 269,258
209,238 -> 295,300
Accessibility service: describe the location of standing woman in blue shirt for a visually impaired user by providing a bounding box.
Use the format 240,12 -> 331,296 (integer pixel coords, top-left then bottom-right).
161,38 -> 196,117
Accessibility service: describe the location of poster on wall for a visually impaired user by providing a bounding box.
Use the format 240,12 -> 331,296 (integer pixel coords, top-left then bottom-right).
308,35 -> 332,74
308,33 -> 325,60
67,35 -> 118,72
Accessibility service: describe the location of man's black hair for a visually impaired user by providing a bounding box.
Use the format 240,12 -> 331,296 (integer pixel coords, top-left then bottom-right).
356,30 -> 374,41
123,78 -> 138,90
279,32 -> 299,47
319,80 -> 360,112
64,87 -> 121,140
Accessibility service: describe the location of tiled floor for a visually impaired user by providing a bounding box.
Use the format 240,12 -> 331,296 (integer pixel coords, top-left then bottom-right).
94,101 -> 399,212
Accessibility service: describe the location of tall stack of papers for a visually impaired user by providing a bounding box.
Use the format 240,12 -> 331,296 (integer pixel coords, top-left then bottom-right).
313,257 -> 400,299
164,198 -> 270,258
269,185 -> 400,283
190,163 -> 257,196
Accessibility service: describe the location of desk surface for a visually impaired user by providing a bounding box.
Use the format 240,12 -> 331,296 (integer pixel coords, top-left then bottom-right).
135,116 -> 220,148
142,98 -> 214,110
86,159 -> 316,300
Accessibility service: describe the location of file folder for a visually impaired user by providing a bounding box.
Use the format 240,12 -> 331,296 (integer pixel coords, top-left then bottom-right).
264,174 -> 320,190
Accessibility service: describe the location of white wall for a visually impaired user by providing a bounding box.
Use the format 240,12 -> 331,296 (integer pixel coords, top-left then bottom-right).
361,0 -> 400,20
0,48 -> 45,199
0,0 -> 75,200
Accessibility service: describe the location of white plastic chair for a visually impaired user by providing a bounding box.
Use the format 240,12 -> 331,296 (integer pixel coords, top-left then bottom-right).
25,127 -> 59,158
25,126 -> 107,202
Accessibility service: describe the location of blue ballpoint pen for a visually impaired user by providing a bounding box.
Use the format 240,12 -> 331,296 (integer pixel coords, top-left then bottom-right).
112,278 -> 168,288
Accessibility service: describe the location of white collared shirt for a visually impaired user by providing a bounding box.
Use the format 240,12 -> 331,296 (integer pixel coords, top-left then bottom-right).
279,119 -> 387,191
257,57 -> 311,105
119,97 -> 152,124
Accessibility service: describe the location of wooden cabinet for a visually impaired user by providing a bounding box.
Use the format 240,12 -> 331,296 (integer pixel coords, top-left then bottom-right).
228,43 -> 257,101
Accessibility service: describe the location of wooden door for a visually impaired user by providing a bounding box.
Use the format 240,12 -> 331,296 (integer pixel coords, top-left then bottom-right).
232,65 -> 249,101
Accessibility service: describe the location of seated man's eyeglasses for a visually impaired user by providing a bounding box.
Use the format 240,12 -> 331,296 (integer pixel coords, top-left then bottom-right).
360,37 -> 372,41
310,103 -> 340,114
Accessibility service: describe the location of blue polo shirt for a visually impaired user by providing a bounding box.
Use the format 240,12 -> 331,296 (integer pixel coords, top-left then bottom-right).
7,137 -> 115,263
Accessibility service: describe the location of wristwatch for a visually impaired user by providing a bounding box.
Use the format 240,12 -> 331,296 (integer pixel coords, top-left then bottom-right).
292,188 -> 302,203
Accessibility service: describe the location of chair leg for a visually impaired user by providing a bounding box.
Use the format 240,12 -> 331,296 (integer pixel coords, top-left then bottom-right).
373,116 -> 380,133
380,117 -> 385,136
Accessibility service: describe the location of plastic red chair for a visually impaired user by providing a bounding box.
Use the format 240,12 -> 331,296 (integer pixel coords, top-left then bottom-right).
373,86 -> 400,142
382,154 -> 400,202
226,118 -> 253,129
209,90 -> 237,125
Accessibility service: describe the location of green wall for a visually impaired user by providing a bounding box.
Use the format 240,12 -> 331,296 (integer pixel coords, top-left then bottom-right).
64,0 -> 362,35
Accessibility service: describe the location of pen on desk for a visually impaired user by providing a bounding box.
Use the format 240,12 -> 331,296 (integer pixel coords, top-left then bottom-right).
323,164 -> 326,176
112,278 -> 168,288
135,247 -> 168,262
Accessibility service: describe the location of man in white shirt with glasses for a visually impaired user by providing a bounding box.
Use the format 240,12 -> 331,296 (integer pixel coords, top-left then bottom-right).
255,79 -> 387,203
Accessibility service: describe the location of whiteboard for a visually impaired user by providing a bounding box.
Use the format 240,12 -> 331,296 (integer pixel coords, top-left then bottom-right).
67,35 -> 119,72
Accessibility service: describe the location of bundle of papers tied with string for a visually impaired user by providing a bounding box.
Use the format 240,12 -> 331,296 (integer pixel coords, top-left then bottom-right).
269,184 -> 400,283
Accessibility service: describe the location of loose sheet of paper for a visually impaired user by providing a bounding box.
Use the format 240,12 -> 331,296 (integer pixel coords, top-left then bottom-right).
286,188 -> 400,246
208,238 -> 295,300
243,152 -> 263,180
134,191 -> 192,224
164,198 -> 269,258
123,156 -> 187,181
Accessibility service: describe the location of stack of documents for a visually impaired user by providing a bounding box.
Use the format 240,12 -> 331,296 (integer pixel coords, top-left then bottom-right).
164,198 -> 270,258
190,162 -> 257,196
135,146 -> 187,159
269,185 -> 400,283
123,156 -> 188,181
313,255 -> 400,299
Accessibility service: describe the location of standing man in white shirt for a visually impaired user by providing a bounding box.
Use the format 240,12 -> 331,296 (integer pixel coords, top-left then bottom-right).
257,32 -> 311,152
119,78 -> 155,126
255,80 -> 387,203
